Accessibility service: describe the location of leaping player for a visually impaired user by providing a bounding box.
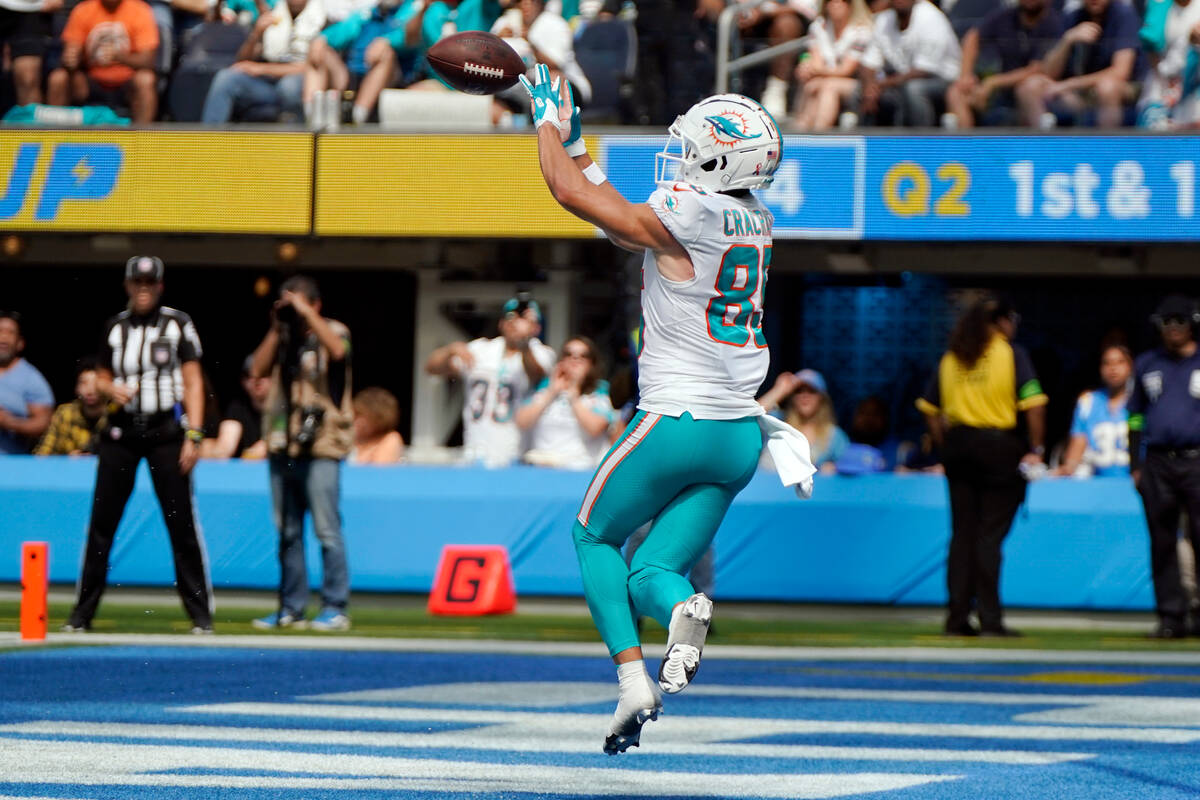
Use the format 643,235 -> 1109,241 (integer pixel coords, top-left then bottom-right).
520,65 -> 792,754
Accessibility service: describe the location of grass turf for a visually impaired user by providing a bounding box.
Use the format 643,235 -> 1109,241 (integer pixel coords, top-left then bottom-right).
3,597 -> 1199,651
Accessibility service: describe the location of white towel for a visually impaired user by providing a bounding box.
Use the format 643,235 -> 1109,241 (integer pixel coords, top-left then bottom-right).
757,415 -> 816,500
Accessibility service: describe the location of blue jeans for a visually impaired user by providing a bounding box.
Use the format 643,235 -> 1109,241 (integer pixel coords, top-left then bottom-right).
201,67 -> 303,124
269,456 -> 349,616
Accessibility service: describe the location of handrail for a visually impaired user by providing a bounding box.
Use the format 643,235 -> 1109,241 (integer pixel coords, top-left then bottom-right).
715,0 -> 811,94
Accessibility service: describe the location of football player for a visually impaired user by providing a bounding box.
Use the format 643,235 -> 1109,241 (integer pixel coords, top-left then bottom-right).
521,65 -> 787,754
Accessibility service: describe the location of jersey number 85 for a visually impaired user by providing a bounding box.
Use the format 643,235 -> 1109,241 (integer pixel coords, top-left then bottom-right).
707,244 -> 770,348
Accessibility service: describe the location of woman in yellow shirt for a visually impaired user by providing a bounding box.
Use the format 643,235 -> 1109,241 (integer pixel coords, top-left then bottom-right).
917,295 -> 1048,637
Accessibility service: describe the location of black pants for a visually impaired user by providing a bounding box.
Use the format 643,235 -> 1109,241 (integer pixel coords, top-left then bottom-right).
1137,451 -> 1200,627
942,426 -> 1027,631
68,421 -> 212,628
630,0 -> 713,126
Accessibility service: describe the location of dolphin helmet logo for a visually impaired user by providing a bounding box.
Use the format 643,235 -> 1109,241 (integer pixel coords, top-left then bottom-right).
703,111 -> 762,147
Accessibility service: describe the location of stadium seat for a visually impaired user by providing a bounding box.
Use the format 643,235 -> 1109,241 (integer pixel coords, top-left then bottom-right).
574,19 -> 636,124
377,89 -> 493,130
167,22 -> 249,122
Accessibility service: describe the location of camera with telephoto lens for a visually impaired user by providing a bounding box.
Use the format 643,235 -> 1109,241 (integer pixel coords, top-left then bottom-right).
296,406 -> 325,448
275,302 -> 299,328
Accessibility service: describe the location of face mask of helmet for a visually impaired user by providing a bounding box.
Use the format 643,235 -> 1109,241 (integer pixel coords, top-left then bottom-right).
654,94 -> 783,192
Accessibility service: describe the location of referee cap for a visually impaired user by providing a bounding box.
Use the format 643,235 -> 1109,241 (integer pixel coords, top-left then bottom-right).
125,255 -> 164,282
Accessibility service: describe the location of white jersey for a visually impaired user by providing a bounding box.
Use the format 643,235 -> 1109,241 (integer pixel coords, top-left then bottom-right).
637,183 -> 772,420
460,336 -> 557,465
527,380 -> 617,470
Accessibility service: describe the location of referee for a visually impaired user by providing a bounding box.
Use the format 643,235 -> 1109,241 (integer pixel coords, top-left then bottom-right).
1128,294 -> 1200,639
63,256 -> 214,634
917,295 -> 1048,638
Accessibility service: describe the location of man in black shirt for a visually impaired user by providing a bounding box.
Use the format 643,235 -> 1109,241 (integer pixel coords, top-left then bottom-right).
1128,294 -> 1200,639
207,355 -> 269,459
63,256 -> 214,634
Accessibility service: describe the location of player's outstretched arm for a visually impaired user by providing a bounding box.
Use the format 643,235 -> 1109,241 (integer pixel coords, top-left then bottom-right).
521,65 -> 680,254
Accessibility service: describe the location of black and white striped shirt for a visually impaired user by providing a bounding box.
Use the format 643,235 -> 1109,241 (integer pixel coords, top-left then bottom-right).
99,306 -> 202,415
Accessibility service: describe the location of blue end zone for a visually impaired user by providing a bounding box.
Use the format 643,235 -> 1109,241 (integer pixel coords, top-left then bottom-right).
2,645 -> 1199,800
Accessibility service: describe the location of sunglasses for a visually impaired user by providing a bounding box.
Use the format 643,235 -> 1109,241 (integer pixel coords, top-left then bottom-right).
1161,314 -> 1191,327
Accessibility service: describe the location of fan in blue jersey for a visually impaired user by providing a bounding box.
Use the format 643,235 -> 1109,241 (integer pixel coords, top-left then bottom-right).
1054,344 -> 1132,478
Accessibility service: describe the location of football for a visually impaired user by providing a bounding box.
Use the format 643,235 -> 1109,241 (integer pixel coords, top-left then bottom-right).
426,31 -> 527,95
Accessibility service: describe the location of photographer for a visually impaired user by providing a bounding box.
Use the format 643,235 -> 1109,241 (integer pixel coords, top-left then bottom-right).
249,275 -> 354,632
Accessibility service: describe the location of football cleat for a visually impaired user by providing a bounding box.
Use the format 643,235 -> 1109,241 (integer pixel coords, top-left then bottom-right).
603,670 -> 663,755
658,593 -> 713,694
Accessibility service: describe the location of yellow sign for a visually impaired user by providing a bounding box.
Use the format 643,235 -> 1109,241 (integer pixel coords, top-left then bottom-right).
0,130 -> 312,233
314,134 -> 597,237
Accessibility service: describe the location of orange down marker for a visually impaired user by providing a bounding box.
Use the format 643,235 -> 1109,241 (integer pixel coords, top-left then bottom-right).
428,545 -> 516,616
20,542 -> 48,640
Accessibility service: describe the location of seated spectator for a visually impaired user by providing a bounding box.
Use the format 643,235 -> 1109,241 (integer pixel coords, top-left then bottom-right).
403,0 -> 501,89
1136,0 -> 1200,128
1054,344 -> 1133,477
34,356 -> 108,456
166,0 -> 258,121
46,0 -> 160,123
1019,0 -> 1142,128
757,368 -> 848,472
1,0 -> 59,106
859,0 -> 961,127
946,0 -> 1064,128
200,0 -> 325,123
0,311 -> 53,454
791,0 -> 872,131
738,0 -> 811,118
492,0 -> 590,121
202,355 -> 269,459
516,335 -> 615,470
304,0 -> 417,127
350,386 -> 405,463
846,394 -> 906,469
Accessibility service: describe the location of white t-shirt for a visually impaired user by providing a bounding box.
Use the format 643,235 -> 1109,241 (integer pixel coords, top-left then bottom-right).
526,379 -> 616,470
637,184 -> 772,421
862,0 -> 961,82
493,10 -> 592,103
460,336 -> 557,465
809,16 -> 872,70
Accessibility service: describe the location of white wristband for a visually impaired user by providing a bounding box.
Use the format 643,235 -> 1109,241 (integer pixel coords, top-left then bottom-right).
564,139 -> 587,158
582,162 -> 607,186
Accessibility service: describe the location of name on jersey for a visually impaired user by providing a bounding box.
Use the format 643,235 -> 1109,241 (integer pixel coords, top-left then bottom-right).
722,208 -> 772,237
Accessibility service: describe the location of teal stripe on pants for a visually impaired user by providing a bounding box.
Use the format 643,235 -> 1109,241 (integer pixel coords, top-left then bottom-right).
572,410 -> 761,657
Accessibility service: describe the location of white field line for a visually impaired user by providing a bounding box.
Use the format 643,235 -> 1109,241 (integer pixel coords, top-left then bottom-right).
175,702 -> 1200,744
0,739 -> 954,799
7,632 -> 1200,665
0,720 -> 1091,766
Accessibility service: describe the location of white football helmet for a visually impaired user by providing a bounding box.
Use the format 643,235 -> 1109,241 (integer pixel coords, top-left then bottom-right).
654,94 -> 783,192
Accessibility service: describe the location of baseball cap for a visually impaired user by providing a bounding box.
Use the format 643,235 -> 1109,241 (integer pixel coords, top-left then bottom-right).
793,368 -> 827,394
502,294 -> 542,324
1154,294 -> 1198,321
125,255 -> 164,282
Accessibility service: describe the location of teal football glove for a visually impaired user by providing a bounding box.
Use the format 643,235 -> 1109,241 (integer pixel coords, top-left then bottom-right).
561,80 -> 585,158
518,63 -> 563,131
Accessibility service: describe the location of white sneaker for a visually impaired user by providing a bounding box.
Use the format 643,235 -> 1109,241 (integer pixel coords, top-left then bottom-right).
658,593 -> 713,694
760,76 -> 789,119
603,672 -> 663,755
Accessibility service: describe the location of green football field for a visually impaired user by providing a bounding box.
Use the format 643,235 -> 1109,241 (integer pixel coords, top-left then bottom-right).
3,588 -> 1198,652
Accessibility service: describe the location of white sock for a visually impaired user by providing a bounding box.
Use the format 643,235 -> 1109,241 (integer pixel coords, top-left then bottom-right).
352,104 -> 369,125
612,660 -> 660,728
617,659 -> 650,688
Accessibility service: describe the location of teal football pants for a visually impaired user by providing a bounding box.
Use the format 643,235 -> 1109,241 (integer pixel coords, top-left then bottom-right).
572,410 -> 761,657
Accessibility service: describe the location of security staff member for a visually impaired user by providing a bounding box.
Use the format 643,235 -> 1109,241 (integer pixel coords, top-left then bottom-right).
1128,294 -> 1200,640
917,295 -> 1048,638
63,256 -> 214,634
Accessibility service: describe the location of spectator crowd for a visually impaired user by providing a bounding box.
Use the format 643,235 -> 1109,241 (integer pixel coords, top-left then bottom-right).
0,0 -> 1195,128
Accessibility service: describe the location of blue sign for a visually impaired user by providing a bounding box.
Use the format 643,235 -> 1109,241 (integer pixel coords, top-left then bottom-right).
600,134 -> 1200,242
